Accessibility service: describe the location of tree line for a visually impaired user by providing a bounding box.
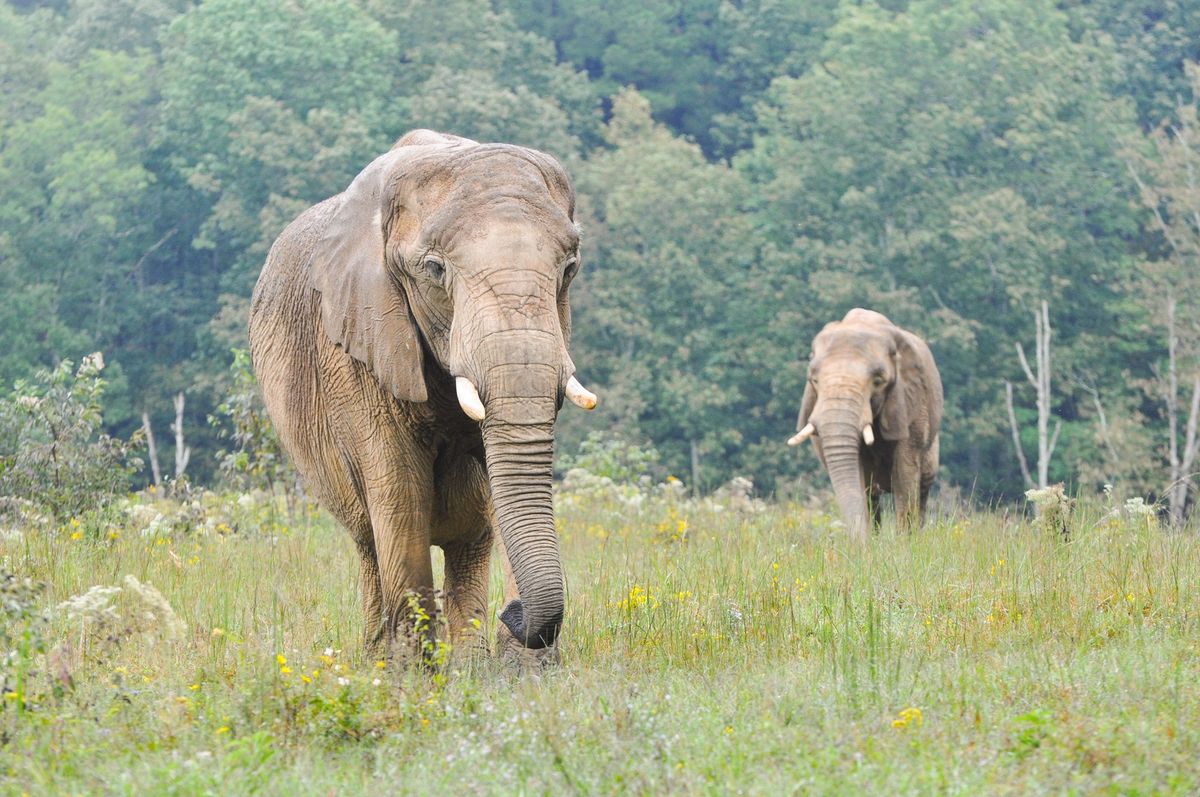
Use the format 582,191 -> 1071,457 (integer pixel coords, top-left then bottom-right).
3,0 -> 1200,514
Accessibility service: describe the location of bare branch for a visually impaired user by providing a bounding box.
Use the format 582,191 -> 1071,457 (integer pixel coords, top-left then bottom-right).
142,411 -> 162,489
1015,342 -> 1037,388
1047,419 -> 1063,463
1005,381 -> 1034,488
171,392 -> 191,479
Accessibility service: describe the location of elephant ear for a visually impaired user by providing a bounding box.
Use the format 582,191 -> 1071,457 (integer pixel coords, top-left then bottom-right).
881,331 -> 926,441
310,150 -> 428,403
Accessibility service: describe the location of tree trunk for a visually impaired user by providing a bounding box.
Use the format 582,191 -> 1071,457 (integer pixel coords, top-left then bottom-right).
171,391 -> 190,479
142,410 -> 162,488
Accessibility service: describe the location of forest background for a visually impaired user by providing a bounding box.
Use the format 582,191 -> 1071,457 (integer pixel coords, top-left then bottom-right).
4,0 -> 1200,511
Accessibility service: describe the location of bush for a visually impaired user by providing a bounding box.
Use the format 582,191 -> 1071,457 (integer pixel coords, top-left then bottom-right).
0,353 -> 142,521
559,431 -> 661,485
210,349 -> 296,495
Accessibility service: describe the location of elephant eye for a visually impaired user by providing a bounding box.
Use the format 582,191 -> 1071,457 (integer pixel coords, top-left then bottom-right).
422,256 -> 446,282
562,255 -> 580,284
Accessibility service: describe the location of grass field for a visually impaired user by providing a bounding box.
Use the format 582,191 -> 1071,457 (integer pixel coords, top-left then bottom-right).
2,488 -> 1198,795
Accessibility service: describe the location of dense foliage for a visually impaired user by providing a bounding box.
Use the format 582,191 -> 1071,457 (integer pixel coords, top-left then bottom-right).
3,0 -> 1200,509
0,353 -> 142,520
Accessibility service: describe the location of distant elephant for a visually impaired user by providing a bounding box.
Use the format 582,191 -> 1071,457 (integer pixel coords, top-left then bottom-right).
248,130 -> 597,657
788,308 -> 943,541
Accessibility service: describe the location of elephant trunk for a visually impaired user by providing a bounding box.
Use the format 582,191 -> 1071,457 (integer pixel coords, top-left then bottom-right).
477,354 -> 564,649
816,393 -> 870,543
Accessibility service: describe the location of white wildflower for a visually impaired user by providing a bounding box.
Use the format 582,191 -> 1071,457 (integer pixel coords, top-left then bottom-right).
1024,486 -> 1066,507
1123,497 -> 1157,519
57,585 -> 122,625
122,574 -> 186,640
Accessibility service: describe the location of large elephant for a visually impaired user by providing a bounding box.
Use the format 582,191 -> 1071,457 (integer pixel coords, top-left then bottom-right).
788,309 -> 943,542
248,130 -> 596,657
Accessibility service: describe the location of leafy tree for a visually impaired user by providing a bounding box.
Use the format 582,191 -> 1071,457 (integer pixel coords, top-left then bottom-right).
1066,0 -> 1200,129
0,42 -> 158,395
735,0 -> 1144,498
506,0 -> 837,156
1123,62 -> 1200,519
571,90 -> 773,490
375,0 -> 599,153
158,0 -> 398,295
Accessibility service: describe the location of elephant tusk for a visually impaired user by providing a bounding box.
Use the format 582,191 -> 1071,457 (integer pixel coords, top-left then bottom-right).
456,377 -> 486,421
788,423 -> 815,446
565,376 -> 598,410
862,425 -> 875,446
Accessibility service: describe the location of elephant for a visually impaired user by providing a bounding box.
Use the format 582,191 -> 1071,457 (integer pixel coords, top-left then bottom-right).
248,130 -> 596,659
787,308 -> 943,542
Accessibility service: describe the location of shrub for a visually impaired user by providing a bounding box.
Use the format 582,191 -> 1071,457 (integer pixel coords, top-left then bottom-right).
0,353 -> 142,521
210,349 -> 297,495
559,431 -> 661,485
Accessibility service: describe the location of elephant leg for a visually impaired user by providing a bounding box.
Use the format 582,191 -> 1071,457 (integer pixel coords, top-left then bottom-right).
364,471 -> 437,661
441,527 -> 492,656
892,450 -> 922,533
918,436 -> 939,526
356,537 -> 385,653
862,459 -> 883,531
869,486 -> 883,529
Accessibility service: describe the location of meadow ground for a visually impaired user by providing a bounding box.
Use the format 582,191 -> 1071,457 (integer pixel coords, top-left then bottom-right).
2,488 -> 1198,795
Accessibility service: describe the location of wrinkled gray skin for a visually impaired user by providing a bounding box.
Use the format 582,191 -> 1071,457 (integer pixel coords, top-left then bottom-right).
249,130 -> 585,658
796,309 -> 943,542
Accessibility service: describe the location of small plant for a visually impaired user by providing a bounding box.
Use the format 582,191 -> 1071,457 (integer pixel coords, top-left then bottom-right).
0,572 -> 51,715
210,349 -> 297,496
0,353 -> 142,522
558,432 -> 664,505
55,574 -> 186,667
560,431 -> 661,486
1025,483 -> 1074,538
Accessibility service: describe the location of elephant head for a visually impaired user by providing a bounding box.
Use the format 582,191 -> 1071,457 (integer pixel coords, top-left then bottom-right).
310,130 -> 593,648
789,308 -> 917,541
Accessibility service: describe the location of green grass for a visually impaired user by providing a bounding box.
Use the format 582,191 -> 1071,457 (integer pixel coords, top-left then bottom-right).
2,491 -> 1198,795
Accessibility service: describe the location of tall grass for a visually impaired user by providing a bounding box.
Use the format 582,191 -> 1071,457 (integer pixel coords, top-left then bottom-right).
1,491 -> 1197,794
